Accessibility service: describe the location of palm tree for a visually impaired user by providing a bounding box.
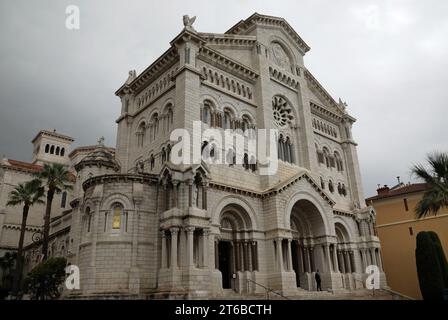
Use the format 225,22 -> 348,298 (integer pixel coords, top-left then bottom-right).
6,179 -> 45,298
34,163 -> 72,261
411,152 -> 448,219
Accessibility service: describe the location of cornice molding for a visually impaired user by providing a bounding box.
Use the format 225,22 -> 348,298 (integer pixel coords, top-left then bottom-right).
82,174 -> 159,191
198,46 -> 259,83
199,33 -> 257,47
225,13 -> 311,55
115,47 -> 178,97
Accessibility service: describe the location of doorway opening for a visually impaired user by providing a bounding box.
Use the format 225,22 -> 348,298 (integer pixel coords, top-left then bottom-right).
218,241 -> 232,289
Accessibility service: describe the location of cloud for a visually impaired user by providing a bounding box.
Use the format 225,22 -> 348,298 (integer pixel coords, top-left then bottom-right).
0,0 -> 447,198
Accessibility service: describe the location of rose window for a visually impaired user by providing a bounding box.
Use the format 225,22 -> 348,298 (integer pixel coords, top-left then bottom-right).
272,96 -> 293,127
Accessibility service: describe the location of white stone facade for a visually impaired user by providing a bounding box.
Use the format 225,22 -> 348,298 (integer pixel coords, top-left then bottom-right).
0,13 -> 387,298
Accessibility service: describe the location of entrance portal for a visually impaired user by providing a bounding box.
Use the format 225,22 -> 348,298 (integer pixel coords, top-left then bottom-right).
218,241 -> 232,289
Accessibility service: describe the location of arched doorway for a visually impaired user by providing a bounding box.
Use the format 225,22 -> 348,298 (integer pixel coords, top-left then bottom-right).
217,204 -> 257,291
289,199 -> 327,290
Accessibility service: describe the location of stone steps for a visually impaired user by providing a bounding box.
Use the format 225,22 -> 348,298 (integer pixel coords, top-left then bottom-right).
211,289 -> 409,300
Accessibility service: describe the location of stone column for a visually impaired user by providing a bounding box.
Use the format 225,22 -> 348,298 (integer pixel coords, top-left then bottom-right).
287,239 -> 293,271
161,230 -> 167,268
202,229 -> 209,268
305,247 -> 311,273
309,247 -> 315,272
186,227 -> 195,267
215,240 -> 219,269
170,227 -> 179,269
377,249 -> 384,271
239,241 -> 245,271
202,182 -> 207,210
371,248 -> 377,267
276,238 -> 284,272
172,181 -> 178,208
325,244 -> 332,272
338,250 -> 345,273
188,181 -> 193,207
349,251 -> 356,273
332,245 -> 339,272
344,251 -> 352,273
248,242 -> 253,271
252,242 -> 258,271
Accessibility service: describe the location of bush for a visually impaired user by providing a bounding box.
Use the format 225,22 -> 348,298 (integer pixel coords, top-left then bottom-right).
22,257 -> 67,300
415,231 -> 448,300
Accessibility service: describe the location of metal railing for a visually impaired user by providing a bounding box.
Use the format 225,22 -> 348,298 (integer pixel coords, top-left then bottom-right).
246,279 -> 290,300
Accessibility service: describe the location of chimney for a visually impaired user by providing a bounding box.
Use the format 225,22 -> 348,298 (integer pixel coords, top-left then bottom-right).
377,185 -> 390,196
397,176 -> 401,184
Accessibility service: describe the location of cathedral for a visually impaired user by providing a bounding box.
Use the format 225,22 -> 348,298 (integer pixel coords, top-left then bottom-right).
0,13 -> 386,299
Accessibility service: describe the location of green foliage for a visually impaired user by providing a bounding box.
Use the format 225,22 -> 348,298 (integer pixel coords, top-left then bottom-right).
411,152 -> 448,218
415,231 -> 448,300
6,179 -> 45,208
0,252 -> 17,299
23,257 -> 67,300
34,163 -> 73,194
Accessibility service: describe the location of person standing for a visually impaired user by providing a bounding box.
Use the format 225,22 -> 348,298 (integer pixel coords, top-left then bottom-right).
315,269 -> 322,291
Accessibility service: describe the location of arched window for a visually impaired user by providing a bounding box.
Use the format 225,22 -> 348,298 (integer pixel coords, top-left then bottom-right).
167,145 -> 171,163
61,191 -> 67,208
150,113 -> 159,140
137,122 -> 146,147
224,110 -> 232,129
150,154 -> 155,170
56,146 -> 60,156
320,177 -> 325,189
278,135 -> 284,161
328,180 -> 334,193
323,147 -> 330,168
45,144 -> 50,153
249,155 -> 257,172
342,184 -> 347,196
202,104 -> 211,126
243,153 -> 249,170
334,151 -> 344,172
242,116 -> 251,132
60,148 -> 65,157
85,207 -> 92,233
50,145 -> 55,155
226,148 -> 236,166
112,203 -> 123,230
337,183 -> 342,195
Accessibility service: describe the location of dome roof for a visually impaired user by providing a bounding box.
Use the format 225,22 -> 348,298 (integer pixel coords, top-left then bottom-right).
75,146 -> 120,172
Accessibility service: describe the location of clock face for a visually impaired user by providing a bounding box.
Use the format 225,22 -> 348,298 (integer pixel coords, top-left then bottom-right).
272,43 -> 290,70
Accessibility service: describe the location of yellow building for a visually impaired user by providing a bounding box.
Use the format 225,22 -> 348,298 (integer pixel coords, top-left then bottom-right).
367,183 -> 448,300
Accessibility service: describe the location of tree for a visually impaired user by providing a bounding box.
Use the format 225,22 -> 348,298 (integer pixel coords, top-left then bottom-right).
23,257 -> 67,300
6,179 -> 45,298
34,163 -> 72,261
411,152 -> 448,219
415,231 -> 448,300
0,252 -> 17,299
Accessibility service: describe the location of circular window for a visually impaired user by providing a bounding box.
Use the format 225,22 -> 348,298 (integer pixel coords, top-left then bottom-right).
272,96 -> 293,127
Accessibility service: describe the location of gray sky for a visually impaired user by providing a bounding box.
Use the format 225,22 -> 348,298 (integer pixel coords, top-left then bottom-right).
1,0 -> 447,197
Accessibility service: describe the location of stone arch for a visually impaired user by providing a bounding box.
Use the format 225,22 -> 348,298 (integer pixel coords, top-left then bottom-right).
212,196 -> 258,230
101,192 -> 133,211
269,36 -> 297,67
284,191 -> 331,237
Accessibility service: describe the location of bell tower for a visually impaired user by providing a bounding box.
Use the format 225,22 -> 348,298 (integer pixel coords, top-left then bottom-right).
31,129 -> 74,166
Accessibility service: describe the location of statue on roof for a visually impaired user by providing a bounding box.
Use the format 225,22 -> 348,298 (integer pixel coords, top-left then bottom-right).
183,15 -> 197,31
125,70 -> 137,84
97,136 -> 105,146
338,98 -> 348,112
